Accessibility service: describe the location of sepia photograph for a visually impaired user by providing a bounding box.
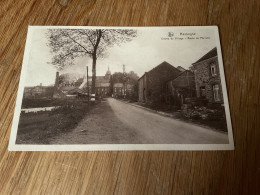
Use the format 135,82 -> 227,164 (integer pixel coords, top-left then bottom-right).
9,26 -> 234,150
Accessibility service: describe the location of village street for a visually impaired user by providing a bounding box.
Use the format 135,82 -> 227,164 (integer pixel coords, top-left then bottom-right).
49,98 -> 229,144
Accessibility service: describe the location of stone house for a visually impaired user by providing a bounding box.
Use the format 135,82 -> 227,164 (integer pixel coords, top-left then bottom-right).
192,47 -> 223,104
165,70 -> 196,107
138,61 -> 181,103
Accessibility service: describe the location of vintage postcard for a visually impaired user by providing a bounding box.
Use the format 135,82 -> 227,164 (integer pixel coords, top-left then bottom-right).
9,26 -> 234,151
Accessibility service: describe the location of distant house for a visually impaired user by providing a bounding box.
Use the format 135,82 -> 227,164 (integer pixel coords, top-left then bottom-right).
165,70 -> 196,107
24,84 -> 54,99
113,83 -> 124,97
125,84 -> 134,96
80,67 -> 112,96
138,61 -> 181,103
192,47 -> 223,104
113,83 -> 134,97
53,67 -> 112,98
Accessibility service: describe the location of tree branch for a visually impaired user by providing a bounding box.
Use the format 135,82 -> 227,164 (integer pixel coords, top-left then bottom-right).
65,33 -> 93,55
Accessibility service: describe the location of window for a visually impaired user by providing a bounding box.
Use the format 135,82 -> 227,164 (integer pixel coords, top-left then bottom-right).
200,86 -> 206,97
210,63 -> 217,76
213,84 -> 220,102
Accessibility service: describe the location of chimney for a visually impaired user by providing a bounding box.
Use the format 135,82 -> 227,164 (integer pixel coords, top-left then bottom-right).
55,72 -> 59,88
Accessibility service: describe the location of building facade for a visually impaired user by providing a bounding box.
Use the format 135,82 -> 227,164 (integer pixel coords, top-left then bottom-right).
192,47 -> 223,104
24,84 -> 54,99
113,83 -> 134,97
165,70 -> 196,107
138,61 -> 181,103
113,83 -> 124,97
53,67 -> 112,98
82,67 -> 112,96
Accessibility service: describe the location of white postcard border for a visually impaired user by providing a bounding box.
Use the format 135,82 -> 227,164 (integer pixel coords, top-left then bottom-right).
8,26 -> 235,151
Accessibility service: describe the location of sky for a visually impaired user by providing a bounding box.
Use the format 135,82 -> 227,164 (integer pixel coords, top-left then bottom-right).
24,27 -> 217,86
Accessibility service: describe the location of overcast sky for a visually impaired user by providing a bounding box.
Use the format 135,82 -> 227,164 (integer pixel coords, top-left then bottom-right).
24,27 -> 216,86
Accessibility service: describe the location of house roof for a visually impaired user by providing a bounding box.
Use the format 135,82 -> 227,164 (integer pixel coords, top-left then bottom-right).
138,61 -> 180,80
193,47 -> 217,64
166,70 -> 194,83
148,61 -> 177,73
67,88 -> 87,95
113,83 -> 124,87
177,66 -> 186,72
87,76 -> 110,83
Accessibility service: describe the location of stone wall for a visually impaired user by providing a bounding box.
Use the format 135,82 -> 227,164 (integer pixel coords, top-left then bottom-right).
193,56 -> 223,103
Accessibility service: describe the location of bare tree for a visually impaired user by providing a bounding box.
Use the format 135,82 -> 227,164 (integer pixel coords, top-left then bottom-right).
47,29 -> 137,93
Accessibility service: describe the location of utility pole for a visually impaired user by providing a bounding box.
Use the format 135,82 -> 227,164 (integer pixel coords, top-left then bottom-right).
123,64 -> 126,99
87,66 -> 89,106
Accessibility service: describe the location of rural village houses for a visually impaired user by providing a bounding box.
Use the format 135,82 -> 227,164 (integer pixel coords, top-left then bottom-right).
51,67 -> 134,99
53,67 -> 112,98
137,47 -> 223,108
23,47 -> 223,109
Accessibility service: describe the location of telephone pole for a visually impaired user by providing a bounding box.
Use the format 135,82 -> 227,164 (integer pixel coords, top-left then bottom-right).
87,66 -> 89,106
123,64 -> 127,98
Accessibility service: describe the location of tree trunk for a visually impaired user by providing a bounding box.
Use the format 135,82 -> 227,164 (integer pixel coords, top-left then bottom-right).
91,30 -> 102,95
91,54 -> 97,94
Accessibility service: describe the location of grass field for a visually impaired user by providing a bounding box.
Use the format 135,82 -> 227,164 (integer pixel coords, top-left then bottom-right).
16,99 -> 94,144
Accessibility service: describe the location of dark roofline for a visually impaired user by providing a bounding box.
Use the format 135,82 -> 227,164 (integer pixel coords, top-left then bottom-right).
165,70 -> 194,83
138,61 -> 177,81
147,61 -> 176,73
138,72 -> 147,81
177,66 -> 186,71
192,47 -> 217,65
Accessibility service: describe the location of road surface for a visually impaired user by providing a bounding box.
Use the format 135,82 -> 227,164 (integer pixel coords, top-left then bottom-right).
50,98 -> 229,144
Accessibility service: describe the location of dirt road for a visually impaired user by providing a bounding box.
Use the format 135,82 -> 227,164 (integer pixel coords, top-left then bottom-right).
50,98 -> 229,144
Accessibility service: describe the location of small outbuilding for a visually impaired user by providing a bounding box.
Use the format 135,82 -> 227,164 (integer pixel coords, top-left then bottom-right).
138,61 -> 181,103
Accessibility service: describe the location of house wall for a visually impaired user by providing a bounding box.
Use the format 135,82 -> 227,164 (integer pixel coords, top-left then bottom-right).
193,56 -> 223,103
24,86 -> 54,99
113,87 -> 123,96
166,71 -> 196,106
96,86 -> 110,96
172,71 -> 195,89
146,64 -> 181,103
138,74 -> 147,102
